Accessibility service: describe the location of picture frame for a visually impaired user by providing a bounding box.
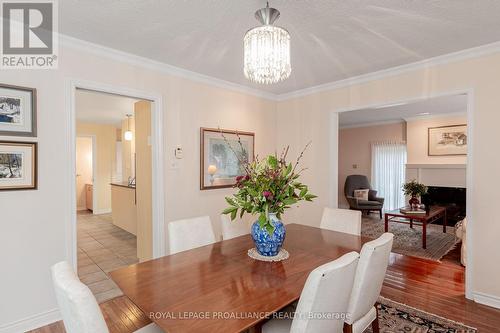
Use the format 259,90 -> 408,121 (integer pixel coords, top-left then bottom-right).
428,124 -> 467,156
0,84 -> 37,137
0,141 -> 38,191
200,127 -> 255,190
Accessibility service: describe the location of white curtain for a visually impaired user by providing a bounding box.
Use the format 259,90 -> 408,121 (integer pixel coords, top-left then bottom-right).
371,142 -> 407,211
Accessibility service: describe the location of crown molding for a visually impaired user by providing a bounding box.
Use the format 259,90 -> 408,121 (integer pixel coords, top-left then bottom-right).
276,41 -> 500,101
60,34 -> 500,103
59,34 -> 279,101
403,111 -> 467,122
339,119 -> 405,129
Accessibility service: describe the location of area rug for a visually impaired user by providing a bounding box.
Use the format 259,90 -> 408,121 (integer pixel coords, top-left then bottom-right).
367,297 -> 477,333
362,217 -> 459,261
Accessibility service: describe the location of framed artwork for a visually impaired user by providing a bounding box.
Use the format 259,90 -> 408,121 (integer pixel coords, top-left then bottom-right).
200,127 -> 254,190
0,84 -> 37,136
428,124 -> 467,156
0,141 -> 37,190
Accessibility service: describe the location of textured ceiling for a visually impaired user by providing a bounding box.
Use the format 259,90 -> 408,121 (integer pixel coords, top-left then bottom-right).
76,90 -> 139,127
339,94 -> 467,128
60,1 -> 500,95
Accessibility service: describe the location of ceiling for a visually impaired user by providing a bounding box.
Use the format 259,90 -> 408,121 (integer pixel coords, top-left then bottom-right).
339,94 -> 467,128
76,89 -> 139,127
60,1 -> 500,95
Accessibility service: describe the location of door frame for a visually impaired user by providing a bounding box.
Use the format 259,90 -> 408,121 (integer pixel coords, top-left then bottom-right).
75,135 -> 97,213
331,88 -> 474,300
66,79 -> 166,267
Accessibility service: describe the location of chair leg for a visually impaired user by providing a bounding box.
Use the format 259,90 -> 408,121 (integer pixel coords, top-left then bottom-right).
343,323 -> 353,333
379,209 -> 382,219
371,304 -> 380,333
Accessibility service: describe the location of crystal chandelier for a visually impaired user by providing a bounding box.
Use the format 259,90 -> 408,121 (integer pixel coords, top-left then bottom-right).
244,2 -> 291,84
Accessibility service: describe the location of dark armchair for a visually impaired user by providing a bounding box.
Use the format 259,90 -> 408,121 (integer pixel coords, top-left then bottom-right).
344,175 -> 385,218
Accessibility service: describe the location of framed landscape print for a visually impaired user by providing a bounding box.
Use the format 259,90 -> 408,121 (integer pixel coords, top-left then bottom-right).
0,141 -> 37,190
200,128 -> 254,190
0,84 -> 37,136
428,124 -> 467,156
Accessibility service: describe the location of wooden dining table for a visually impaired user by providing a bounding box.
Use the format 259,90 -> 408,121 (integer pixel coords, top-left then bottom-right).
110,224 -> 369,333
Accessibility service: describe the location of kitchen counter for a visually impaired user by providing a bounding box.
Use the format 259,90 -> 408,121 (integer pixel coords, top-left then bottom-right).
111,182 -> 137,235
110,182 -> 136,189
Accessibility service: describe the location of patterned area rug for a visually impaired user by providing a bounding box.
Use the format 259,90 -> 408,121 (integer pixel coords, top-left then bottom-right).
369,297 -> 477,333
362,216 -> 459,261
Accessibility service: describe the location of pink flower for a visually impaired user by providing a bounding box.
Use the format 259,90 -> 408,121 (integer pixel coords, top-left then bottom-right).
263,191 -> 273,200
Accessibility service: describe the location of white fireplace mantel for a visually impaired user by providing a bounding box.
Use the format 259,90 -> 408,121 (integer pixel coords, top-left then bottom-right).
406,164 -> 466,188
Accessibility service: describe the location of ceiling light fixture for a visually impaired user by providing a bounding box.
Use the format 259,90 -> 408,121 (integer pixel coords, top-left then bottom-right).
416,112 -> 431,116
374,102 -> 407,109
243,2 -> 291,84
124,114 -> 133,141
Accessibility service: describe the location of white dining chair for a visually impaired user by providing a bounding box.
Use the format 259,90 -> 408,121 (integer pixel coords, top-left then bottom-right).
51,261 -> 162,333
320,207 -> 362,236
168,215 -> 216,254
343,233 -> 394,333
220,214 -> 253,240
262,252 -> 359,333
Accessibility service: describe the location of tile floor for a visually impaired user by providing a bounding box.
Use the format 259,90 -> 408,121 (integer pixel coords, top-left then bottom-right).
77,211 -> 138,303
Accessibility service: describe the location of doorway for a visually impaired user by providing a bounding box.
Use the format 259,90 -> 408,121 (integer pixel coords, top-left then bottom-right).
69,82 -> 165,303
333,90 -> 473,298
76,136 -> 95,212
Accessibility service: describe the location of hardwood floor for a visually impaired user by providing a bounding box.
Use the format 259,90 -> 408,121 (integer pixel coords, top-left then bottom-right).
30,246 -> 500,333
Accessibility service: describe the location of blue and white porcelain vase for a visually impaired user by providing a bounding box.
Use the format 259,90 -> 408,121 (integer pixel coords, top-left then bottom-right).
251,213 -> 286,256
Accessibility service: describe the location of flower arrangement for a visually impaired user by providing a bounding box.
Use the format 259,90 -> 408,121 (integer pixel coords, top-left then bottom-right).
223,143 -> 316,235
402,180 -> 427,197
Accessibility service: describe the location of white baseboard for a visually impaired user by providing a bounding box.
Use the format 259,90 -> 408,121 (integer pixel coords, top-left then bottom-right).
92,208 -> 112,215
474,292 -> 500,309
0,308 -> 60,333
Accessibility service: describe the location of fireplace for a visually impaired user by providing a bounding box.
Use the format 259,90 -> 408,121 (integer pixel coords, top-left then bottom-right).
421,186 -> 466,226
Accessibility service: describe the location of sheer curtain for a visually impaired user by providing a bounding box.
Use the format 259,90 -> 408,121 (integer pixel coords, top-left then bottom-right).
371,142 -> 407,211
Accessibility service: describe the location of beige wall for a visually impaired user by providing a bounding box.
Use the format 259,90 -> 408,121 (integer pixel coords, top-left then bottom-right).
277,52 -> 500,304
407,114 -> 467,164
338,122 -> 406,207
76,122 -> 117,213
121,117 -> 136,181
0,43 -> 276,329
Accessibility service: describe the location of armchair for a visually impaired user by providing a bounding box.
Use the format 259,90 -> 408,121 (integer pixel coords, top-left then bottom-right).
344,175 -> 384,218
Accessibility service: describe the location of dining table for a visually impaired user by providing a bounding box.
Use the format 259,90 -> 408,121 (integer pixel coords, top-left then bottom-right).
110,223 -> 369,333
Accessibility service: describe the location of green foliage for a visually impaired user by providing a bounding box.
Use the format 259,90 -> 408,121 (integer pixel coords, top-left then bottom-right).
402,179 -> 427,197
222,144 -> 316,235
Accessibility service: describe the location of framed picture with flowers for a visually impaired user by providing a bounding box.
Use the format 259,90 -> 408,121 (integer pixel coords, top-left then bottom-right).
200,128 -> 254,190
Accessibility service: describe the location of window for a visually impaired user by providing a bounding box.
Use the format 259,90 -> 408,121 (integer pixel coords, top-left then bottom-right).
371,142 -> 407,211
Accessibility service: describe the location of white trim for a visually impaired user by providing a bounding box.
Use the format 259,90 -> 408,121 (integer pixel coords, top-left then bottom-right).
332,89 -> 475,300
473,292 -> 500,309
0,308 -> 60,333
66,79 -> 166,272
403,111 -> 467,122
92,208 -> 112,215
61,35 -> 500,102
277,42 -> 500,101
60,34 -> 277,102
340,119 -> 405,129
406,164 -> 466,170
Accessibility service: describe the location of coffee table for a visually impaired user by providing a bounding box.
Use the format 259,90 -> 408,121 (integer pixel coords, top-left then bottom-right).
384,206 -> 447,249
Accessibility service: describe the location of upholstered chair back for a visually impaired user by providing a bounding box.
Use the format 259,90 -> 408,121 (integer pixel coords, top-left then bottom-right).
320,207 -> 362,236
220,214 -> 253,240
290,252 -> 359,333
51,261 -> 109,333
346,233 -> 394,325
168,215 -> 216,254
344,175 -> 372,197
